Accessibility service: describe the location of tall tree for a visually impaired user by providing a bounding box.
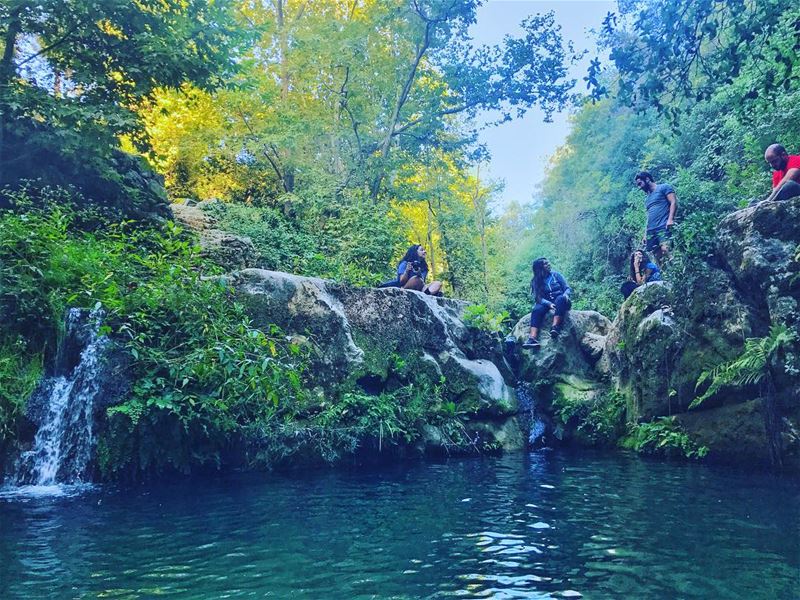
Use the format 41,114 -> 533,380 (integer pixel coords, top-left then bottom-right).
0,0 -> 236,208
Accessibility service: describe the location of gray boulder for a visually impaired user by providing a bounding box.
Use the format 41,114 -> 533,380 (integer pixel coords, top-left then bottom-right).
717,196 -> 800,328
232,269 -> 522,451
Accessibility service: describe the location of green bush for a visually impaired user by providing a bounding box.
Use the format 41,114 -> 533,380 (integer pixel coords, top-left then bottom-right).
0,190 -> 307,477
0,341 -> 42,445
462,304 -> 510,334
552,389 -> 626,445
621,417 -> 709,459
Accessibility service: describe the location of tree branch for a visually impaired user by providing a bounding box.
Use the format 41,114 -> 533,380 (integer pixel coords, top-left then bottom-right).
235,105 -> 286,191
16,25 -> 81,69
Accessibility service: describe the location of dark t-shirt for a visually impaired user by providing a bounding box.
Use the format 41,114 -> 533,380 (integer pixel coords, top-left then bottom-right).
645,183 -> 675,231
397,260 -> 427,283
772,155 -> 800,187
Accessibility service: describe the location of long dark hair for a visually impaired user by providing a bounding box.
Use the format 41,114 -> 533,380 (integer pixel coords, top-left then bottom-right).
629,250 -> 652,281
401,244 -> 428,272
530,257 -> 549,300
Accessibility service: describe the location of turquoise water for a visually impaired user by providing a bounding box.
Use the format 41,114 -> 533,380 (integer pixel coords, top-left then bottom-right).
1,450 -> 798,599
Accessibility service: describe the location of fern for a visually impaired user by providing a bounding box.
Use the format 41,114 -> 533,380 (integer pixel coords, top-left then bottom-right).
691,324 -> 798,409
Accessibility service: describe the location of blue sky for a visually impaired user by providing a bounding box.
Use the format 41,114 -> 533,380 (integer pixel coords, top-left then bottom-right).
470,0 -> 615,208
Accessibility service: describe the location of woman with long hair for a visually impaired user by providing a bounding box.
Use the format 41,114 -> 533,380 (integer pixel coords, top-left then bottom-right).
621,249 -> 661,299
378,244 -> 443,295
522,257 -> 572,349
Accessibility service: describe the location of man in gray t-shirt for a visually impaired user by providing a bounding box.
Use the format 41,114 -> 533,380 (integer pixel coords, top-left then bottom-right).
634,171 -> 678,267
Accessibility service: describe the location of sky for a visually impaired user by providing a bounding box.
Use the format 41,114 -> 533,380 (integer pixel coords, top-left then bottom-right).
470,0 -> 615,208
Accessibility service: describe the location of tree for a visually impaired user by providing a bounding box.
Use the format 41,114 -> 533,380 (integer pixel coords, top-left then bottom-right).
600,0 -> 800,121
0,0 -> 236,209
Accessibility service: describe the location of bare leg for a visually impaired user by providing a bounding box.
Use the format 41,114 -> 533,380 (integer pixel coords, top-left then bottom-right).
552,315 -> 562,328
402,276 -> 424,291
423,281 -> 442,295
529,326 -> 539,339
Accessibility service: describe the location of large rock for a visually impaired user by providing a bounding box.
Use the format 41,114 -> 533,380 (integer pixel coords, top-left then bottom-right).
675,400 -> 771,466
509,309 -> 615,443
717,197 -> 800,327
171,201 -> 257,270
232,269 -> 521,451
606,274 -> 758,421
599,197 -> 800,469
511,309 -> 613,384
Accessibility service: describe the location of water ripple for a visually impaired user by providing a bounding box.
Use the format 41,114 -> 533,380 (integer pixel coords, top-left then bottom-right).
0,453 -> 798,599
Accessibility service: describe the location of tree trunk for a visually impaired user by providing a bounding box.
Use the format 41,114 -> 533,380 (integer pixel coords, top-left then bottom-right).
0,6 -> 22,187
369,21 -> 432,200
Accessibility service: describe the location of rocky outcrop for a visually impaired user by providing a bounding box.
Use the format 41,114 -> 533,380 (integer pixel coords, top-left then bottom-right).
171,200 -> 258,271
232,269 -> 522,453
508,308 -> 615,444
717,196 -> 799,328
504,197 -> 799,468
603,197 -> 800,467
180,197 -> 798,468
605,275 -> 758,420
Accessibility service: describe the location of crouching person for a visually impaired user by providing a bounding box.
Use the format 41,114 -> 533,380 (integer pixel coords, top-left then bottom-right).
522,257 -> 572,350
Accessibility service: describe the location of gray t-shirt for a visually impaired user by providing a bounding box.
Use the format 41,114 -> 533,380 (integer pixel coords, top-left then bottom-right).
645,183 -> 675,231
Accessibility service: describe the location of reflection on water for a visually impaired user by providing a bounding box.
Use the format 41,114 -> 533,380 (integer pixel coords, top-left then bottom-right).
1,451 -> 798,599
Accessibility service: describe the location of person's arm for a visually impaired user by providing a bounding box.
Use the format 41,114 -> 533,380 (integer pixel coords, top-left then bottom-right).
398,261 -> 410,285
666,191 -> 677,227
764,168 -> 800,202
556,272 -> 572,300
531,281 -> 551,307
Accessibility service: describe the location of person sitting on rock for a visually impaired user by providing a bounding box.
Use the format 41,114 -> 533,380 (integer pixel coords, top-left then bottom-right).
763,144 -> 800,203
379,244 -> 443,295
522,257 -> 571,349
621,250 -> 661,299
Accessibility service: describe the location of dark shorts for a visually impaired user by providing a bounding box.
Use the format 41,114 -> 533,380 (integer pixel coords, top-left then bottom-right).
776,180 -> 800,201
646,226 -> 671,253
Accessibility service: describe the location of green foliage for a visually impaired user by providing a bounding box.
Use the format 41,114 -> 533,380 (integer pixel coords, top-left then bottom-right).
553,389 -> 626,445
238,379 -> 477,467
692,324 -> 799,409
603,1 -> 800,121
0,188 -> 487,476
133,1 -> 580,300
0,0 -> 237,207
462,304 -> 510,334
0,340 -> 42,444
203,189 -> 404,286
622,417 -> 709,459
0,189 -> 306,476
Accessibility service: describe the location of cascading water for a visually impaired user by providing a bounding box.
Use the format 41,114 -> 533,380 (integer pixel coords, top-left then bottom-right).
7,307 -> 108,494
516,383 -> 548,448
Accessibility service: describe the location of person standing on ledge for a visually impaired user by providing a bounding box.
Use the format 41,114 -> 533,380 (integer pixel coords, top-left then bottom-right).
634,171 -> 677,269
763,144 -> 800,203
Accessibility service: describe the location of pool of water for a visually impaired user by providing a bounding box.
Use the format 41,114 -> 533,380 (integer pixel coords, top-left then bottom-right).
1,450 -> 798,599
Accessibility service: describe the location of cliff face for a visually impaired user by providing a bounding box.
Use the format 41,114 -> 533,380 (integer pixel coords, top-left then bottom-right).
577,197 -> 798,468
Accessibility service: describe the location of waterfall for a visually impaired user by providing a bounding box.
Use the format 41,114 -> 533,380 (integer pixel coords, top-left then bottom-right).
7,307 -> 108,494
516,384 -> 548,448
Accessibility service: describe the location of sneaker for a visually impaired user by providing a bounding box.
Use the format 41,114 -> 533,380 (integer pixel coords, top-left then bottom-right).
550,326 -> 562,339
522,336 -> 540,349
